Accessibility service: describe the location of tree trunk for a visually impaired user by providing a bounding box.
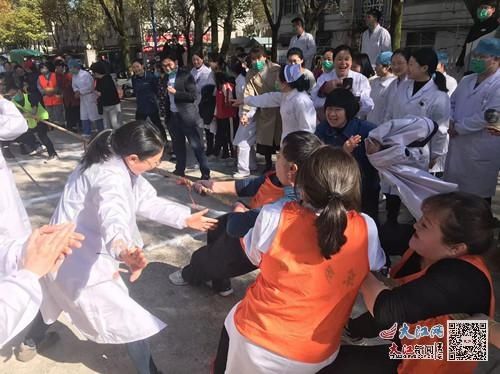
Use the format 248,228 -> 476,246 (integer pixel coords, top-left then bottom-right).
119,34 -> 130,72
208,0 -> 219,52
220,0 -> 233,55
271,25 -> 279,62
390,0 -> 403,50
193,0 -> 207,55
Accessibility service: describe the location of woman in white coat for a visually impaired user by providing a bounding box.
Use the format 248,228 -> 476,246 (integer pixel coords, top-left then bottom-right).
311,45 -> 374,121
0,96 -> 31,274
367,51 -> 396,125
445,38 -> 500,202
235,64 -> 316,145
382,48 -> 410,123
19,121 -> 218,373
383,48 -> 450,224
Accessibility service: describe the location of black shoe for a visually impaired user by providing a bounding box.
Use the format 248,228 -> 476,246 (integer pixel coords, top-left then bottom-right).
172,169 -> 185,177
200,173 -> 210,180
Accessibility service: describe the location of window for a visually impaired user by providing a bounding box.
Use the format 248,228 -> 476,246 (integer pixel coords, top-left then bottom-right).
405,31 -> 436,51
283,0 -> 299,16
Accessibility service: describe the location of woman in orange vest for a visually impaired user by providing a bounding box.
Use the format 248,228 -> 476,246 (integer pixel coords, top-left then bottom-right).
321,192 -> 496,374
213,146 -> 386,374
37,62 -> 65,125
169,131 -> 327,296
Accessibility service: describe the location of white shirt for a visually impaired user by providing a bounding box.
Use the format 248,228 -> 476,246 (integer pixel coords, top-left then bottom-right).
311,69 -> 374,117
289,32 -> 317,69
244,89 -> 317,143
243,199 -> 386,270
384,79 -> 451,171
40,156 -> 191,344
0,269 -> 41,347
361,24 -> 392,68
444,72 -> 458,97
367,74 -> 396,125
191,64 -> 214,106
72,69 -> 100,121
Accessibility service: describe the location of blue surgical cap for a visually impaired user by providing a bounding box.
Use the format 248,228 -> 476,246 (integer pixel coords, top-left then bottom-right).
473,38 -> 500,57
437,51 -> 449,65
376,51 -> 393,66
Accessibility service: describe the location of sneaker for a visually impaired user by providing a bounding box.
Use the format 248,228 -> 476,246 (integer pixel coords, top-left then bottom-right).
217,288 -> 234,297
44,154 -> 59,163
200,173 -> 210,181
169,270 -> 188,286
28,145 -> 46,156
233,172 -> 250,179
16,331 -> 60,362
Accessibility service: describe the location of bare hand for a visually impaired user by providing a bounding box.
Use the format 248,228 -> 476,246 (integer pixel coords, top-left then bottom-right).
343,135 -> 362,153
233,202 -> 249,213
74,92 -> 80,99
231,98 -> 243,107
487,126 -> 500,136
193,180 -> 214,194
320,80 -> 341,95
22,223 -> 83,277
167,86 -> 176,94
185,208 -> 218,231
240,114 -> 249,126
119,247 -> 148,282
365,138 -> 382,155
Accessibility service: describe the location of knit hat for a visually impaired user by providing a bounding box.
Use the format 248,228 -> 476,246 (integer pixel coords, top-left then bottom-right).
473,38 -> 500,57
376,51 -> 393,66
324,88 -> 360,121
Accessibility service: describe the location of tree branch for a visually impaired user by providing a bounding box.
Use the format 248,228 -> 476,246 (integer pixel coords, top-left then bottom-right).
96,0 -> 120,34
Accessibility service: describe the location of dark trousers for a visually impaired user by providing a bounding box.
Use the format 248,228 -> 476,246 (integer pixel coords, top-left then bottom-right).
23,312 -> 50,347
385,194 -> 401,224
181,214 -> 256,291
205,129 -> 215,156
362,185 -> 380,226
136,111 -> 166,142
169,113 -> 210,177
317,345 -> 399,373
34,122 -> 57,156
213,326 -> 230,374
214,118 -> 233,158
65,105 -> 80,131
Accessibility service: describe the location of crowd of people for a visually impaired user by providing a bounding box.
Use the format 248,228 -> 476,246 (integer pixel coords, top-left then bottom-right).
1,2 -> 500,374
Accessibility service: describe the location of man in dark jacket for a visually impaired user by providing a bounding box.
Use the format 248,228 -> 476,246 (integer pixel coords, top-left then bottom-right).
161,53 -> 210,179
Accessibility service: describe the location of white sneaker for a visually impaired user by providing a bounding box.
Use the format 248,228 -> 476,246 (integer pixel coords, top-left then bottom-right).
169,270 -> 188,286
233,172 -> 250,179
218,288 -> 234,297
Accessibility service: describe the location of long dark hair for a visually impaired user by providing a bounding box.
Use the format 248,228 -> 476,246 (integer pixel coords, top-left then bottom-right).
281,131 -> 323,167
411,48 -> 448,93
278,65 -> 310,92
353,52 -> 375,78
422,192 -> 496,255
296,146 -> 361,259
80,121 -> 165,171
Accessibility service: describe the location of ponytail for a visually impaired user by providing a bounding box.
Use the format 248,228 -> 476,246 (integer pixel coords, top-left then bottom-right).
296,146 -> 361,259
80,129 -> 113,171
432,71 -> 448,92
316,194 -> 348,259
80,121 -> 165,171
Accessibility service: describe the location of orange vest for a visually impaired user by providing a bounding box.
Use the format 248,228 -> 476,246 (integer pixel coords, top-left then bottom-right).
248,172 -> 284,209
39,73 -> 63,107
391,249 -> 495,374
234,202 -> 370,363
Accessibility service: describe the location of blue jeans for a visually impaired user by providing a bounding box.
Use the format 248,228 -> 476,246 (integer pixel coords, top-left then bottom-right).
169,112 -> 210,177
82,119 -> 104,135
127,339 -> 159,374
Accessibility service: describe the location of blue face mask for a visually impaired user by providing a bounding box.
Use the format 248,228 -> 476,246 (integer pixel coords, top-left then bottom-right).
168,69 -> 177,78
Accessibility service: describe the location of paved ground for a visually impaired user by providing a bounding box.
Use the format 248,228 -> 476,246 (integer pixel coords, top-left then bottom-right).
1,98 -> 499,373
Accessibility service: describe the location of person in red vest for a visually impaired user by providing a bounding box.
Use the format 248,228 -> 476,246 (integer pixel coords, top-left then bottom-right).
212,146 -> 386,373
55,60 -> 80,132
213,71 -> 238,159
37,62 -> 64,125
321,192 -> 496,374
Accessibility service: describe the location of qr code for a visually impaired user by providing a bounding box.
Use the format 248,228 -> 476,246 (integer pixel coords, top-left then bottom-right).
447,320 -> 488,361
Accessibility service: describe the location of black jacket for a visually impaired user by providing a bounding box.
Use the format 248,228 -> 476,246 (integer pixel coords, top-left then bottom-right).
95,74 -> 120,113
163,68 -> 198,126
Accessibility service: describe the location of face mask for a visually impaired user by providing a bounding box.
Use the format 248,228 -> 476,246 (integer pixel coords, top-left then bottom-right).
41,69 -> 49,75
168,69 -> 177,77
253,60 -> 265,72
477,8 -> 490,21
322,60 -> 334,71
470,58 -> 487,74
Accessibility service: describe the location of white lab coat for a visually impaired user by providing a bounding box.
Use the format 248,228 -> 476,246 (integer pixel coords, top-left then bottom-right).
382,76 -> 408,123
72,69 -> 101,122
368,116 -> 458,219
191,64 -> 214,106
444,72 -> 458,97
40,156 -> 191,344
367,75 -> 396,125
289,32 -> 317,69
361,25 -> 392,68
444,69 -> 500,198
0,98 -> 31,276
245,89 -> 316,144
384,79 -> 451,173
0,269 -> 42,347
311,70 -> 374,117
